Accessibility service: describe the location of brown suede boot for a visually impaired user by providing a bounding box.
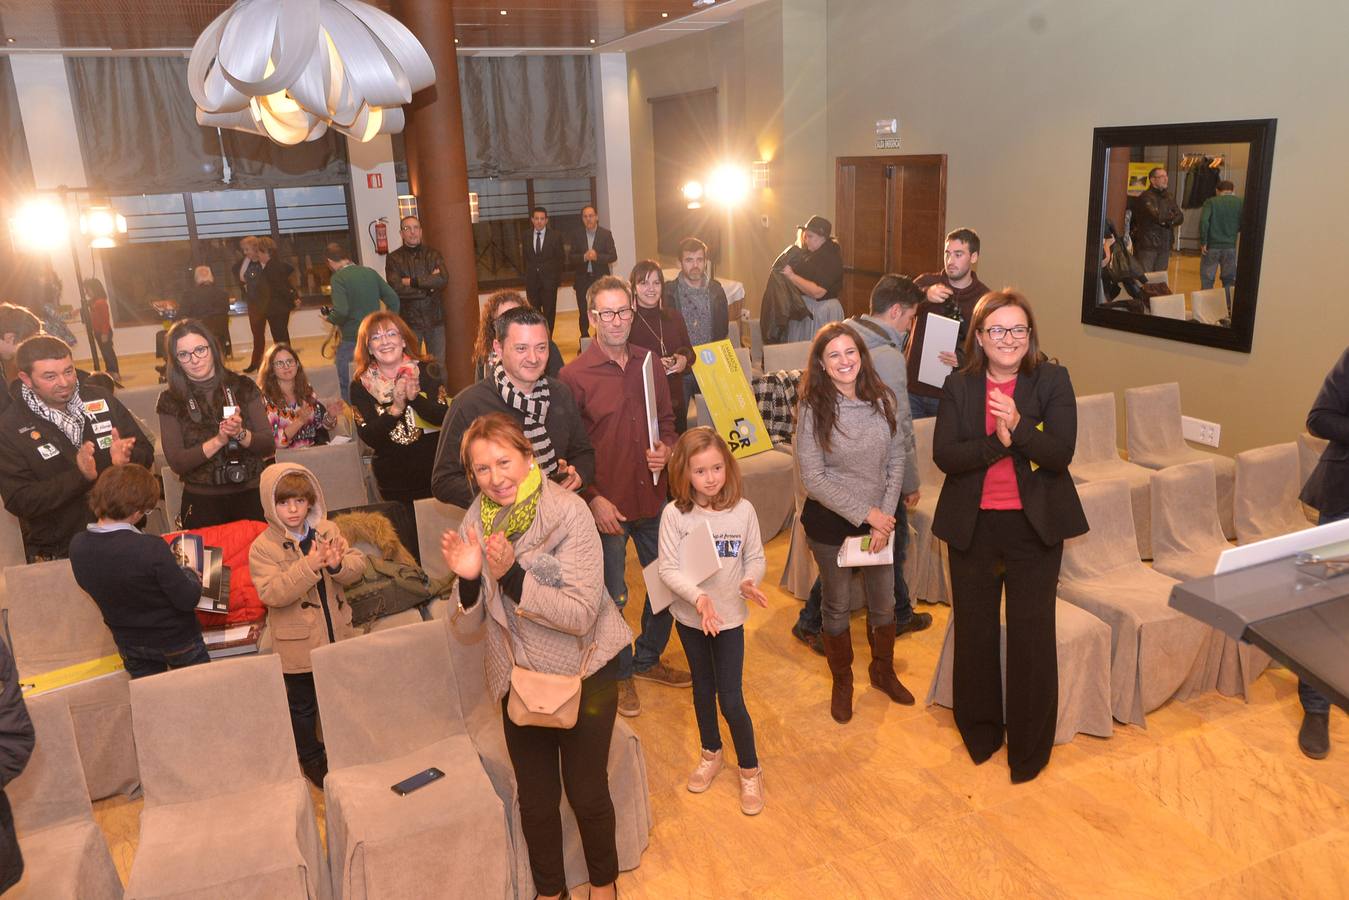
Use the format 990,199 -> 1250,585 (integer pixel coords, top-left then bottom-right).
868,623 -> 915,705
820,630 -> 854,723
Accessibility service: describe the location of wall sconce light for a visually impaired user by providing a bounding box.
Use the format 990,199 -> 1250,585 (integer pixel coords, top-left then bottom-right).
79,206 -> 128,249
682,180 -> 704,210
468,192 -> 480,224
752,159 -> 771,189
397,194 -> 418,220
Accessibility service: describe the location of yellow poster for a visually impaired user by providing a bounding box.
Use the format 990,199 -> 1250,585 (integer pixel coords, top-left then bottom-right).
690,340 -> 773,459
1128,162 -> 1156,196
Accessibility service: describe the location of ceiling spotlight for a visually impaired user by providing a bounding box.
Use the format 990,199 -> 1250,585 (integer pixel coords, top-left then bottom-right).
589,38 -> 596,44
5,37 -> 15,44
661,12 -> 669,17
454,38 -> 460,43
499,9 -> 508,14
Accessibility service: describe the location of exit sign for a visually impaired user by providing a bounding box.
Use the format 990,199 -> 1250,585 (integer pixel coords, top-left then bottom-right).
876,137 -> 901,150
366,173 -> 383,189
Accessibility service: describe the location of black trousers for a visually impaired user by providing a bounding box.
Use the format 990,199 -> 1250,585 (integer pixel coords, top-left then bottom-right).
245,301 -> 269,370
947,509 -> 1060,778
527,275 -> 560,334
180,486 -> 267,530
266,306 -> 292,347
94,332 -> 120,376
502,656 -> 619,896
574,273 -> 599,337
283,671 -> 325,767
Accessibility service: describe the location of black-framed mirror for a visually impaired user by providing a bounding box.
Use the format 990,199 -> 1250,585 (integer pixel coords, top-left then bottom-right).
1080,119 -> 1276,353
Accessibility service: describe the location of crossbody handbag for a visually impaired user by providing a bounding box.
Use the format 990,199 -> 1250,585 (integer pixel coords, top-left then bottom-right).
500,623 -> 596,729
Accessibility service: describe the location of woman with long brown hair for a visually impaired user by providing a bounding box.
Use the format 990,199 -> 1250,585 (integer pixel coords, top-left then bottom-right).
472,290 -> 563,382
349,311 -> 448,504
257,343 -> 339,449
932,289 -> 1086,783
795,322 -> 911,724
628,260 -> 693,433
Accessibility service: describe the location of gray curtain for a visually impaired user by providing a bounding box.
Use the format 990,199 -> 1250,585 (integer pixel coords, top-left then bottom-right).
457,55 -> 595,179
65,56 -> 347,194
0,56 -> 34,197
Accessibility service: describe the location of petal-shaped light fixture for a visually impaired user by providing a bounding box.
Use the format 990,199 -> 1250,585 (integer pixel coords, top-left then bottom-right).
188,0 -> 435,146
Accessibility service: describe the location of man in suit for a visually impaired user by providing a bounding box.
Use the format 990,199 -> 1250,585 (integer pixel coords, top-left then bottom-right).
572,205 -> 617,339
523,206 -> 566,333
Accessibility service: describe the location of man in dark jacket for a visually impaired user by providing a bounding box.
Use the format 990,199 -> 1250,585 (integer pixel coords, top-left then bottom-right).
0,636 -> 35,892
523,206 -> 566,333
1131,167 -> 1184,274
907,227 -> 990,419
0,335 -> 154,561
572,205 -> 617,339
385,216 -> 447,367
431,306 -> 594,507
0,303 -> 42,417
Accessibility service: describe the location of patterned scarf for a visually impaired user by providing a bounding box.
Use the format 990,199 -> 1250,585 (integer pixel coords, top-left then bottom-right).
479,463 -> 544,541
359,355 -> 416,406
493,360 -> 556,475
22,383 -> 88,447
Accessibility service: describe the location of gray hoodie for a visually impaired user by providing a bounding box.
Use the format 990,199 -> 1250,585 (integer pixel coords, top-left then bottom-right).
853,315 -> 920,497
797,393 -> 906,528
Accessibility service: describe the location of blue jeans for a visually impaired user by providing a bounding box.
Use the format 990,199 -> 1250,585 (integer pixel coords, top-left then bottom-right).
336,339 -> 355,402
795,503 -> 914,634
117,635 -> 210,679
1200,248 -> 1237,291
910,394 -> 941,420
421,325 -> 446,373
1300,511 -> 1345,714
676,623 -> 757,768
598,515 -> 670,679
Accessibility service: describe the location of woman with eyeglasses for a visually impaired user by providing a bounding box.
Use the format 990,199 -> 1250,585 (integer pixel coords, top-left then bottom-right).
257,343 -> 340,449
349,311 -> 448,505
931,289 -> 1087,784
157,319 -> 276,528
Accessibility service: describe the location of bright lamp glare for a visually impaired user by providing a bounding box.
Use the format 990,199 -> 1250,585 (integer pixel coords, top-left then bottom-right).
81,209 -> 117,238
707,165 -> 750,206
9,199 -> 68,253
681,180 -> 704,201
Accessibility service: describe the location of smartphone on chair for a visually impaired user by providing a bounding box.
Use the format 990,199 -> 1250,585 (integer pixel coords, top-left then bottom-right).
391,767 -> 445,796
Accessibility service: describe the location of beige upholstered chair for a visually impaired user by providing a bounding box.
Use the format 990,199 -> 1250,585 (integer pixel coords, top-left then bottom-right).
308,363 -> 341,401
125,655 -> 330,898
1297,431 -> 1330,523
1124,382 -> 1236,538
311,621 -> 512,899
277,442 -> 370,511
747,317 -> 765,371
116,384 -> 163,433
904,416 -> 950,604
1150,460 -> 1232,582
925,598 -> 1114,744
160,465 -> 184,529
1069,392 -> 1154,557
0,506 -> 25,570
778,448 -> 817,600
1148,293 -> 1187,319
439,611 -> 651,897
7,693 -> 122,899
762,339 -> 812,373
1234,442 -> 1312,544
1,560 -> 138,800
414,498 -> 468,582
1190,288 -> 1229,325
1058,479 -> 1211,726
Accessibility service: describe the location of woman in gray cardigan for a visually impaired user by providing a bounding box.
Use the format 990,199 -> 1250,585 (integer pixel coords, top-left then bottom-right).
443,413 -> 630,900
796,322 -> 911,724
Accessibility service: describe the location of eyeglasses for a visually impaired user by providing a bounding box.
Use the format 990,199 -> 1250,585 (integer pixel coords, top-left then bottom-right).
592,307 -> 635,323
982,325 -> 1031,341
370,330 -> 402,344
273,358 -> 297,369
174,345 -> 211,362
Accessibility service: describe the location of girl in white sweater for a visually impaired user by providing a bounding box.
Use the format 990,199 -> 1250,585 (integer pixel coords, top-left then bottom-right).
658,428 -> 768,815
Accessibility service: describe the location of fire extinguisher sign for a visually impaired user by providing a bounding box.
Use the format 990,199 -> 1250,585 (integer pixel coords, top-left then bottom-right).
366,173 -> 383,190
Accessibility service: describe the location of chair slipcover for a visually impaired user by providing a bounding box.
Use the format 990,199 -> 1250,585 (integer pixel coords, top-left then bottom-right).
1190,288 -> 1229,325
0,506 -> 25,569
1148,293 -> 1187,319
1058,480 -> 1211,726
1234,443 -> 1312,544
777,447 -> 866,610
7,693 -> 122,899
1,560 -> 138,800
1150,460 -> 1231,583
761,340 -> 812,373
1068,392 -> 1154,558
924,598 -> 1114,744
1297,431 -> 1330,523
277,443 -> 371,511
413,498 -> 468,582
126,654 -> 330,899
441,609 -> 651,897
311,621 -> 512,899
1124,382 -> 1236,538
905,416 -> 951,604
308,364 -> 340,401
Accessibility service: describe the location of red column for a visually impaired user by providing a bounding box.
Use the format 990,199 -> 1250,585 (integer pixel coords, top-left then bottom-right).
390,0 -> 477,391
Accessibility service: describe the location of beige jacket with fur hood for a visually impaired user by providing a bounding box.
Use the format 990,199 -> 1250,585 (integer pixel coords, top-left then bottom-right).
249,462 -> 365,673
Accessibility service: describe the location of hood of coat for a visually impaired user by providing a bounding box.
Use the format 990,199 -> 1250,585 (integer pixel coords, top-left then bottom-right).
259,462 -> 327,537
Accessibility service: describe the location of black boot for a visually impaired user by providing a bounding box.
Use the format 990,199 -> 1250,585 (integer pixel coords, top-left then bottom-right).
1299,711 -> 1330,760
867,623 -> 915,705
820,631 -> 854,723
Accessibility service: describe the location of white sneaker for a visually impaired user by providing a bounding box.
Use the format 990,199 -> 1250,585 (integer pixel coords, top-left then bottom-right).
739,767 -> 764,815
686,748 -> 723,793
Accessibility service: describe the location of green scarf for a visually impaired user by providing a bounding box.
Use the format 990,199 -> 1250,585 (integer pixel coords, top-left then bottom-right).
479,464 -> 544,541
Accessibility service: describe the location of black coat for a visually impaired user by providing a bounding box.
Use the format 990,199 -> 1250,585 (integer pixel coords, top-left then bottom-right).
1300,348 -> 1349,518
571,226 -> 617,281
932,362 -> 1088,552
0,636 -> 33,892
523,228 -> 565,288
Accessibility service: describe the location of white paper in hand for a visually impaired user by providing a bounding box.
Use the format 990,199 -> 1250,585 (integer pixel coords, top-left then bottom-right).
641,352 -> 659,486
837,534 -> 895,567
643,521 -> 723,613
643,561 -> 676,614
917,312 -> 960,389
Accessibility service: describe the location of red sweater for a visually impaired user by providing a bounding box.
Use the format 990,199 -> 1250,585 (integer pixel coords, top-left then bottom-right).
980,376 -> 1022,510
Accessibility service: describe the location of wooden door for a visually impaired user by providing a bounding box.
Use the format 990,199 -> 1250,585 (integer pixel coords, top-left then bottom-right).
835,155 -> 947,318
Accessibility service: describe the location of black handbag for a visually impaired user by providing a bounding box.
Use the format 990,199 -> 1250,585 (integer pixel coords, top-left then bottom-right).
1105,240 -> 1145,283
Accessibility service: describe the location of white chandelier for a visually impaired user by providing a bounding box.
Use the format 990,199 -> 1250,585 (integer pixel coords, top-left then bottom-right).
188,0 -> 435,146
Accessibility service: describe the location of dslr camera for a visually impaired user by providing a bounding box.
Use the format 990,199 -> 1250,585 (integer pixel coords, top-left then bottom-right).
214,438 -> 254,485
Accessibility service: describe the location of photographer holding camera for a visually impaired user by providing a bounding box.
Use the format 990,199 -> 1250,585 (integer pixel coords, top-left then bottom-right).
157,320 -> 275,528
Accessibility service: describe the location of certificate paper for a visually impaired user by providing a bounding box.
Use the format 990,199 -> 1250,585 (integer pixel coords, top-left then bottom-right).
917,313 -> 960,389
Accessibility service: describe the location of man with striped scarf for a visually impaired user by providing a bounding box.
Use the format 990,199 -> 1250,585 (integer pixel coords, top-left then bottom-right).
432,306 -> 594,508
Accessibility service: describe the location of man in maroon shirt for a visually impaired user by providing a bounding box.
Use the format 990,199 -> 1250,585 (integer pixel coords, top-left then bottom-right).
905,227 -> 990,419
559,275 -> 688,717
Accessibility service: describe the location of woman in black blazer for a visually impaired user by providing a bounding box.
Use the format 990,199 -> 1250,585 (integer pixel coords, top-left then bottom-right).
931,289 -> 1087,783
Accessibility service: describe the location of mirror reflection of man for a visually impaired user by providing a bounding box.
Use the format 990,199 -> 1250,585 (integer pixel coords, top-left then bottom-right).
1199,180 -> 1242,293
905,228 -> 990,419
1132,167 -> 1184,275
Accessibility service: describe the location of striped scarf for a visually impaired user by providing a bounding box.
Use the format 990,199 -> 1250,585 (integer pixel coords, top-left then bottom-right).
22,383 -> 88,448
493,360 -> 556,476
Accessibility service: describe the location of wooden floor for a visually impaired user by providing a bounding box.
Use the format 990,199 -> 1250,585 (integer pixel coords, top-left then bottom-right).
88,317 -> 1349,897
